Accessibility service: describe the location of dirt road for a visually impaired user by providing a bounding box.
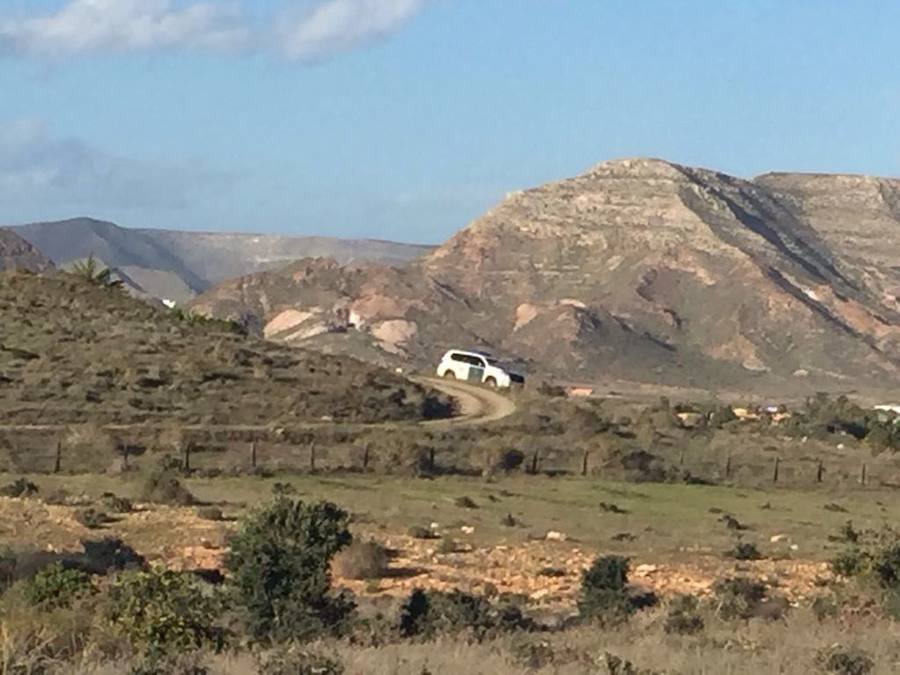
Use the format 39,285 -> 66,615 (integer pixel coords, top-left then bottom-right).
414,376 -> 517,426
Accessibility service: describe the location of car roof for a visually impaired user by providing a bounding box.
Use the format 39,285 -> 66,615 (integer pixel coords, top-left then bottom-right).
445,349 -> 493,359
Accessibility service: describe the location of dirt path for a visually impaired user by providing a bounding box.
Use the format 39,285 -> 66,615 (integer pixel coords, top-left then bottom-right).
414,376 -> 517,427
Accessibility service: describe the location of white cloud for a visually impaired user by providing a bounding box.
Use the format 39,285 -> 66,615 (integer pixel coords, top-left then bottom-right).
277,0 -> 425,62
0,0 -> 247,57
0,118 -> 235,211
0,0 -> 429,61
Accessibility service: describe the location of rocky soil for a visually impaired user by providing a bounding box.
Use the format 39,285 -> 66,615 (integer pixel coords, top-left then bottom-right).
0,496 -> 833,612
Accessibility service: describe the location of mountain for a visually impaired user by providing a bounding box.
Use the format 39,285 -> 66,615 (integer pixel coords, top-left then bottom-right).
189,159 -> 900,393
0,270 -> 448,426
0,229 -> 54,273
8,218 -> 433,304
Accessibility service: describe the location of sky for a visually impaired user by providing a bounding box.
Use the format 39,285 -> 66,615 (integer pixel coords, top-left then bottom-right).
0,1 -> 898,244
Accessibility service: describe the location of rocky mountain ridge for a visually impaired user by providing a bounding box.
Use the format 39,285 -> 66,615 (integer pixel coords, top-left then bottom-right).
9,218 -> 433,304
190,158 -> 900,391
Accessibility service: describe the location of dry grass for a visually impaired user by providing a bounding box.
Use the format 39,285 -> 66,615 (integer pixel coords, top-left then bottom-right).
52,610 -> 900,674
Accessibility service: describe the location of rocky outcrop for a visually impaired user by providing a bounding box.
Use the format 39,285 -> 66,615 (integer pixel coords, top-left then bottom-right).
191,159 -> 900,390
0,229 -> 54,273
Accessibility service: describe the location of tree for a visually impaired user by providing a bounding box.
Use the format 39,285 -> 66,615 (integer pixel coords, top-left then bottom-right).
69,253 -> 123,289
225,497 -> 355,643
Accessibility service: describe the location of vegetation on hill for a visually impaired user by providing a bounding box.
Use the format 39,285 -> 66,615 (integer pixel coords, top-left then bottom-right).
0,271 -> 451,426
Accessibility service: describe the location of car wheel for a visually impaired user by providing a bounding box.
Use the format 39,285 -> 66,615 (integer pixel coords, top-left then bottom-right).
485,377 -> 497,388
443,370 -> 456,379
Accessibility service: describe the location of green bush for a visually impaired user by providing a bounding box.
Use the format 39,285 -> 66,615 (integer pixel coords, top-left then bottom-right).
816,644 -> 874,675
726,542 -> 763,561
100,492 -> 134,513
23,562 -> 93,608
831,526 -> 900,590
224,497 -> 354,643
0,477 -> 38,498
712,577 -> 767,620
141,466 -> 195,506
577,555 -> 634,625
74,507 -> 109,529
397,588 -> 531,640
196,506 -> 224,522
663,594 -> 704,635
80,537 -> 146,574
105,566 -> 226,654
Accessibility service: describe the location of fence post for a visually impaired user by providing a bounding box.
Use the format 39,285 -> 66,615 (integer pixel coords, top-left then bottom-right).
860,462 -> 867,486
725,455 -> 732,480
679,450 -> 684,468
363,444 -> 370,472
530,450 -> 540,475
250,441 -> 257,470
582,451 -> 590,477
817,460 -> 824,484
54,440 -> 62,474
309,442 -> 316,473
772,457 -> 780,484
429,448 -> 436,473
183,443 -> 191,473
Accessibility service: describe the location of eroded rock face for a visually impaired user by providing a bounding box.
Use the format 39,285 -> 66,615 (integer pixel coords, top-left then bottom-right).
0,229 -> 54,273
191,159 -> 900,390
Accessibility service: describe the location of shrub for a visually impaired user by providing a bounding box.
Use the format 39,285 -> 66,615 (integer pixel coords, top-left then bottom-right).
726,542 -> 763,561
811,595 -> 839,621
225,497 -> 354,642
256,646 -> 345,675
712,577 -> 768,620
454,496 -> 478,509
397,588 -> 528,640
23,562 -> 93,608
0,477 -> 38,498
501,513 -> 519,527
663,594 -> 704,635
79,537 -> 146,574
196,507 -> 223,522
407,525 -> 438,540
483,448 -> 525,473
105,566 -> 226,654
816,644 -> 874,675
332,541 -> 389,580
602,652 -> 662,675
0,547 -> 16,593
141,466 -> 195,506
74,508 -> 109,529
101,492 -> 134,513
831,526 -> 900,590
577,555 -> 634,625
436,537 -> 463,554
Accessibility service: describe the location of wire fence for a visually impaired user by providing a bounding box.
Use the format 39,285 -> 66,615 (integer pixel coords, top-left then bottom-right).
2,425 -> 899,491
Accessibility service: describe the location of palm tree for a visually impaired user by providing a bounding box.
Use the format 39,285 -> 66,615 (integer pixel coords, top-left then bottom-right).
69,253 -> 124,289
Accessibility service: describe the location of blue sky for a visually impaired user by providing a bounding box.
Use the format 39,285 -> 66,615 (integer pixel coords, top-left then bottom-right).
1,0 -> 898,243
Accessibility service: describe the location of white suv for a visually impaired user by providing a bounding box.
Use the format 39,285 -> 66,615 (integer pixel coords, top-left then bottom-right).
436,350 -> 524,388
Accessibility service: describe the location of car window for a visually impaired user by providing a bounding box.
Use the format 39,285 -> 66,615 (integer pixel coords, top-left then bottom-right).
450,352 -> 467,363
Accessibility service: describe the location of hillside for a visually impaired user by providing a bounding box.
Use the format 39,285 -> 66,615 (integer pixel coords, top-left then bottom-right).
190,159 -> 900,392
0,229 -> 54,273
0,270 -> 449,426
9,218 -> 433,303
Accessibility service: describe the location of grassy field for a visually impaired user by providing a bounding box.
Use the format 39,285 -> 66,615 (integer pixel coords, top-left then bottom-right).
3,470 -> 895,565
